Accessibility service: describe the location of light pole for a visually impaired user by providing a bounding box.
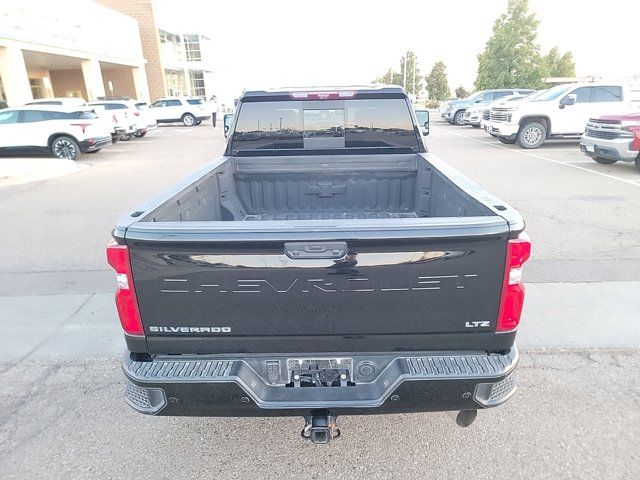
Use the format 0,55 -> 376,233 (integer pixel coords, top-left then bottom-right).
403,54 -> 407,91
412,53 -> 416,96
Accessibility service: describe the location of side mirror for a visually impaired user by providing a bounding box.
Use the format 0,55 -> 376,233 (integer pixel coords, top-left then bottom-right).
223,113 -> 234,138
560,94 -> 577,108
423,122 -> 429,136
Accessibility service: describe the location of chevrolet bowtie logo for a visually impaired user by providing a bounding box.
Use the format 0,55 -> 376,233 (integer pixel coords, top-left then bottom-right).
306,182 -> 347,198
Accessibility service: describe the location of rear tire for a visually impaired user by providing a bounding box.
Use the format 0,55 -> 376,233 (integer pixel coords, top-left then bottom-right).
592,157 -> 617,165
498,136 -> 517,144
51,136 -> 80,160
182,113 -> 196,126
133,131 -> 146,138
453,110 -> 465,126
635,156 -> 640,172
119,133 -> 132,141
517,121 -> 546,149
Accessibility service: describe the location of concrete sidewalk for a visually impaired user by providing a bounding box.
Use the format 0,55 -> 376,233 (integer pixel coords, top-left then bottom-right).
1,281 -> 639,362
0,157 -> 88,186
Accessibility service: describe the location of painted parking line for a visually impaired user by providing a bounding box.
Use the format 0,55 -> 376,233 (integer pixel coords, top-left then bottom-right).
562,159 -> 601,164
443,129 -> 640,189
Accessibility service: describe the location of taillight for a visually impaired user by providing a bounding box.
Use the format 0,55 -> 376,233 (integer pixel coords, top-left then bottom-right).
70,122 -> 91,133
106,242 -> 144,336
496,233 -> 532,332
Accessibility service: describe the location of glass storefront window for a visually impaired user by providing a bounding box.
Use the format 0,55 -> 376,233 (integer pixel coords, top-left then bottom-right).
189,71 -> 206,97
164,70 -> 186,97
184,34 -> 202,62
29,78 -> 46,99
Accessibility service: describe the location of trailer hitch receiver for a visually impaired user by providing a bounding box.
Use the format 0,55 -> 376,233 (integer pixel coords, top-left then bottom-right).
301,411 -> 340,444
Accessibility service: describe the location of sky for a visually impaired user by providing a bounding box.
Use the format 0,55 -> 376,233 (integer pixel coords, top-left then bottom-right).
151,0 -> 640,104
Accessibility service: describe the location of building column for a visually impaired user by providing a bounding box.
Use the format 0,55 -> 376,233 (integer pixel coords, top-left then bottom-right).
132,66 -> 150,103
0,45 -> 33,106
81,58 -> 105,101
42,71 -> 54,98
183,66 -> 192,96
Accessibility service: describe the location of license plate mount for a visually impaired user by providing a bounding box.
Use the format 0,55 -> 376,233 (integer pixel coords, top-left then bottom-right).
286,358 -> 354,387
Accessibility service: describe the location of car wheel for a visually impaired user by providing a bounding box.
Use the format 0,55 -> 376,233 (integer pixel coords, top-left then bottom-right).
120,133 -> 132,141
51,136 -> 80,160
182,113 -> 196,126
592,156 -> 617,165
111,134 -> 119,144
517,122 -> 546,149
635,156 -> 640,172
453,111 -> 465,125
497,136 -> 517,144
133,131 -> 146,138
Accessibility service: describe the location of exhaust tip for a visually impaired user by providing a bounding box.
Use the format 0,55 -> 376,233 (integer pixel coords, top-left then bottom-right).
447,409 -> 477,427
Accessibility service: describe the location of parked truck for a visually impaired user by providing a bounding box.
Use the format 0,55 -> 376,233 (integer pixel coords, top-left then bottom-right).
108,86 -> 531,443
580,113 -> 640,171
489,82 -> 640,149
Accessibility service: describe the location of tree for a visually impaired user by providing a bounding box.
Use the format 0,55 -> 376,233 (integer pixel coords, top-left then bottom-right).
425,61 -> 451,101
375,51 -> 423,95
542,47 -> 576,78
455,86 -> 470,99
475,0 -> 544,90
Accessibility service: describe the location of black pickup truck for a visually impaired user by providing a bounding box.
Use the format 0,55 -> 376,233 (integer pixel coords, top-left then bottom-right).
108,86 -> 530,443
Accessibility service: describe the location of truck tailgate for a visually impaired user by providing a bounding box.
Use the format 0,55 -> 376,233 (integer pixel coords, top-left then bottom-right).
126,219 -> 510,354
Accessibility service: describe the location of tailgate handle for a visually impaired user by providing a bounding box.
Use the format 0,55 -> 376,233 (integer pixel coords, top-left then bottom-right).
284,242 -> 348,259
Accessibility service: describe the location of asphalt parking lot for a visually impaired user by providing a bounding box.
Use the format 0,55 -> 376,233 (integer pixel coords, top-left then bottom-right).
1,119 -> 639,479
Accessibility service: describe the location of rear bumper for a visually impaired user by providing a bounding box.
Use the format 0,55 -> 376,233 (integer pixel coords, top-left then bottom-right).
580,135 -> 638,162
79,135 -> 112,152
122,346 -> 519,417
135,123 -> 158,134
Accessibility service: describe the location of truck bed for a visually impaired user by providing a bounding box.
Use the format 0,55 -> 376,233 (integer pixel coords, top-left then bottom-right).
115,153 -> 521,356
140,154 -> 494,224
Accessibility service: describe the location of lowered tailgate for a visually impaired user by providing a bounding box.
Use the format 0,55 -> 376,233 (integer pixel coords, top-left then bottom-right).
126,219 -> 510,354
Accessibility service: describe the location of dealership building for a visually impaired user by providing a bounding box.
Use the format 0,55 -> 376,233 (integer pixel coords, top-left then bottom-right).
0,0 -> 215,107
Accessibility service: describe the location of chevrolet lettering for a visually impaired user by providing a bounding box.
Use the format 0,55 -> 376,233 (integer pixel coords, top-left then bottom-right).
159,274 -> 480,294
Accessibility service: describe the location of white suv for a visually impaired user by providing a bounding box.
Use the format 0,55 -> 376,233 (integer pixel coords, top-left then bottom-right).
149,97 -> 211,126
25,97 -> 87,107
0,105 -> 112,160
489,82 -> 640,148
